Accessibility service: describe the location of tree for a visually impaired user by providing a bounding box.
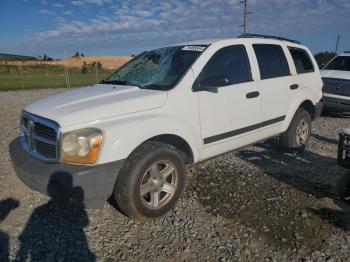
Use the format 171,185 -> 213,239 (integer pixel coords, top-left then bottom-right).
314,51 -> 336,67
42,54 -> 53,61
81,53 -> 85,57
73,51 -> 80,57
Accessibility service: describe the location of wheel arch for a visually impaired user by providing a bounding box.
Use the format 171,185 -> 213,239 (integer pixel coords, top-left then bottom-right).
299,99 -> 317,120
147,134 -> 194,164
281,98 -> 317,132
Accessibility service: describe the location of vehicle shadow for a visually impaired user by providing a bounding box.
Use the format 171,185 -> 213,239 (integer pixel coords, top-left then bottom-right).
311,133 -> 338,145
189,138 -> 350,254
308,173 -> 350,232
0,198 -> 20,262
14,172 -> 96,262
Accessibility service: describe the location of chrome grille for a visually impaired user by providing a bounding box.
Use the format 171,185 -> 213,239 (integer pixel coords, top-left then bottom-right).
21,112 -> 60,161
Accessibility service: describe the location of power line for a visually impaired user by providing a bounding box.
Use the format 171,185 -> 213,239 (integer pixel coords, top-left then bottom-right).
240,0 -> 252,34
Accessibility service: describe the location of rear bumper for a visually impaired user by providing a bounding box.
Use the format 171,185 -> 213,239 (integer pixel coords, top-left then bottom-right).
9,137 -> 124,208
323,96 -> 350,113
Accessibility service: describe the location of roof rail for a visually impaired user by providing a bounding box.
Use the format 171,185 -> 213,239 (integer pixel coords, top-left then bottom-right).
238,33 -> 301,44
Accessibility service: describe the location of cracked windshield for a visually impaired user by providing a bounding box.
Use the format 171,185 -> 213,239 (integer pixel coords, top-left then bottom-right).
106,46 -> 206,90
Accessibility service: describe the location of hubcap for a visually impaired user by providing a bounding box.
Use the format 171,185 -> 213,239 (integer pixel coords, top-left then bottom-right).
140,161 -> 178,209
296,118 -> 309,146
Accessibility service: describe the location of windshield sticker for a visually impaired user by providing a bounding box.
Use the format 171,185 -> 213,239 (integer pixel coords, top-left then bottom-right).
181,46 -> 206,52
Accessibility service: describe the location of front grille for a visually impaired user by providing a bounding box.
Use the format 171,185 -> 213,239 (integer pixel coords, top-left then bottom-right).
21,112 -> 60,161
34,122 -> 57,141
35,139 -> 57,158
322,77 -> 350,97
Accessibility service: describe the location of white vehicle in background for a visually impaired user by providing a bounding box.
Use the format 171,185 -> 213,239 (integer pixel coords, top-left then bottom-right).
11,34 -> 323,221
321,52 -> 350,112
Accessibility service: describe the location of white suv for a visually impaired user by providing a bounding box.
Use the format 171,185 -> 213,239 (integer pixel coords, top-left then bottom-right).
321,52 -> 350,112
11,34 -> 323,221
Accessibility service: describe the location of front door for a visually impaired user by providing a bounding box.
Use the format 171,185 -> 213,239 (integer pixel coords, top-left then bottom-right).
194,45 -> 261,147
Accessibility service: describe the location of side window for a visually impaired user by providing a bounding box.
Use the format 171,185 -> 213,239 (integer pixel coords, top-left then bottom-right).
288,47 -> 315,74
253,44 -> 290,80
200,45 -> 252,86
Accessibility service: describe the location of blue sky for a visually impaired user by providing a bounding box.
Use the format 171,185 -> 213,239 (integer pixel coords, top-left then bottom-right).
0,0 -> 349,58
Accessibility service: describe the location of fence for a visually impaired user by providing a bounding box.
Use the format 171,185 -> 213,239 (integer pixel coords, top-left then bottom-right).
0,64 -> 116,91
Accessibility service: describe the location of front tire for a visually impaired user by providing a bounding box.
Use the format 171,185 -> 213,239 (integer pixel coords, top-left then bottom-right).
113,141 -> 186,221
280,108 -> 312,150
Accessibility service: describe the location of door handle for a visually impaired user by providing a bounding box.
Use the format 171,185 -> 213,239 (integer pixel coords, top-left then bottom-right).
246,91 -> 260,99
290,84 -> 299,90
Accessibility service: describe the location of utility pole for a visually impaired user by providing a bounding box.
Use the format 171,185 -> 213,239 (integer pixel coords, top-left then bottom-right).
335,34 -> 341,55
240,0 -> 251,34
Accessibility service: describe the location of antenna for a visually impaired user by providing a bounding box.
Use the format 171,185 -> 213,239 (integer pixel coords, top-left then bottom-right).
335,34 -> 341,55
240,0 -> 252,34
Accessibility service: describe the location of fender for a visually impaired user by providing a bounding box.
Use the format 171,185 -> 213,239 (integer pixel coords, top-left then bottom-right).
281,88 -> 319,132
96,113 -> 201,164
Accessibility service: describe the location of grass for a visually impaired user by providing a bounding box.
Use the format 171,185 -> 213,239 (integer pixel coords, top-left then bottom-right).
0,65 -> 114,91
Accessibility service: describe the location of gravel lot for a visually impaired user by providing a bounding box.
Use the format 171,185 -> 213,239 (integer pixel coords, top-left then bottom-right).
1,88 -> 350,261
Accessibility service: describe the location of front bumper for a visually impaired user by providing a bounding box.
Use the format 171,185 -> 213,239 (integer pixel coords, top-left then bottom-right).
323,96 -> 350,113
10,137 -> 124,208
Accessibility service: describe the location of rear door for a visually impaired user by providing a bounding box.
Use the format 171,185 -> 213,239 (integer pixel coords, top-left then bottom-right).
252,44 -> 294,125
287,46 -> 317,95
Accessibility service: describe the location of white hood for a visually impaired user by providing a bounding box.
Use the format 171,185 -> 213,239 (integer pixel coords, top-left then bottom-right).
321,70 -> 350,80
25,84 -> 167,127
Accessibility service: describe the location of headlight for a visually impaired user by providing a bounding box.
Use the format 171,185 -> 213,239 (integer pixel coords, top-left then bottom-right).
61,128 -> 103,164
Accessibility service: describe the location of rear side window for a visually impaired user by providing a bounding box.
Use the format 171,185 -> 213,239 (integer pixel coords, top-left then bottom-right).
288,47 -> 314,74
253,44 -> 290,80
200,45 -> 252,86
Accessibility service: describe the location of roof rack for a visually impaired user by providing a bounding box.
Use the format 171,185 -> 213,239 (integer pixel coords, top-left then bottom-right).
238,33 -> 301,44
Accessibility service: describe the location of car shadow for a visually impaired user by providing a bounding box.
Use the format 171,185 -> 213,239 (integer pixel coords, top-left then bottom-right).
311,133 -> 338,145
14,172 -> 96,261
0,198 -> 20,262
189,138 -> 350,254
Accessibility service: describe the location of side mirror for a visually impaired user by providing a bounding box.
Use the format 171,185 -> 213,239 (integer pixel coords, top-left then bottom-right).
193,74 -> 230,92
319,63 -> 325,70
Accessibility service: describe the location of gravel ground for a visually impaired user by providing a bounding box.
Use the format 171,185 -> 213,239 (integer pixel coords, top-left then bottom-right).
1,88 -> 350,261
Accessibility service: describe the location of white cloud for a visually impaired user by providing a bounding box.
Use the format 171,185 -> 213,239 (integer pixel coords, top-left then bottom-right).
71,0 -> 111,6
38,9 -> 55,15
63,10 -> 73,16
37,0 -> 350,42
71,0 -> 84,6
53,3 -> 64,8
4,0 -> 350,56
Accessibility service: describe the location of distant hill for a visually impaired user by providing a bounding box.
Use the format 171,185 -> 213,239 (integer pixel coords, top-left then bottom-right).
0,53 -> 37,61
0,55 -> 131,69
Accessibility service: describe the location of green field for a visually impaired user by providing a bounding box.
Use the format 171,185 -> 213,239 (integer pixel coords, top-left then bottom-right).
0,65 -> 114,91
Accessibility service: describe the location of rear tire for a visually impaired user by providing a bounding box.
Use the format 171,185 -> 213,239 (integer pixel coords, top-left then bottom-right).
113,141 -> 186,222
280,108 -> 312,150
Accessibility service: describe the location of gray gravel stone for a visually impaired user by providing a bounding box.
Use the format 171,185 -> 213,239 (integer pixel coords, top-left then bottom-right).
0,88 -> 350,261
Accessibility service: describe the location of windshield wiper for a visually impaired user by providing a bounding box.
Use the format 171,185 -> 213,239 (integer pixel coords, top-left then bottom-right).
100,79 -> 145,89
100,80 -> 127,85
